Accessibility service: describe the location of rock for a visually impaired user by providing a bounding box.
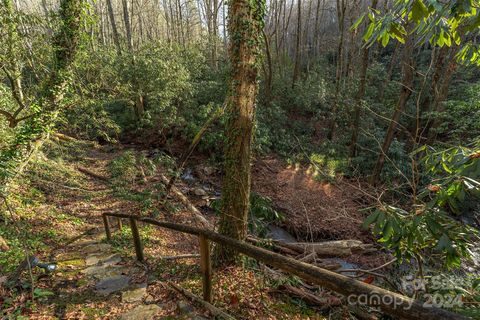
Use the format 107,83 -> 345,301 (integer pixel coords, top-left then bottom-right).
144,294 -> 156,304
82,243 -> 112,254
58,258 -> 86,269
122,284 -> 147,303
193,188 -> 207,196
85,253 -> 121,267
95,275 -> 130,295
177,300 -> 194,314
102,254 -> 122,267
83,265 -> 128,280
85,255 -> 100,266
181,168 -> 195,183
120,304 -> 162,320
85,252 -> 122,266
203,166 -> 215,176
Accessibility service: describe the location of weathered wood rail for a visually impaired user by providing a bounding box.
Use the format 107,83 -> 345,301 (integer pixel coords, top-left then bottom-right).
101,212 -> 469,320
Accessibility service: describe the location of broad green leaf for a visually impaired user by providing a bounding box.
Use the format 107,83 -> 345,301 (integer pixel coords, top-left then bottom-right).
412,0 -> 429,22
351,14 -> 366,30
362,210 -> 380,229
363,22 -> 375,41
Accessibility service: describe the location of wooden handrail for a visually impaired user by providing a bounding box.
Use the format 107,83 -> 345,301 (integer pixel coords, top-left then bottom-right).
101,212 -> 468,320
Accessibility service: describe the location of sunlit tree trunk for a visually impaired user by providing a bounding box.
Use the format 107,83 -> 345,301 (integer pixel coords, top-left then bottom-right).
122,0 -> 134,51
214,0 -> 264,266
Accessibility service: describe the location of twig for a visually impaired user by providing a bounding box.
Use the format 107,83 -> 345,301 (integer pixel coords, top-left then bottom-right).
336,258 -> 397,275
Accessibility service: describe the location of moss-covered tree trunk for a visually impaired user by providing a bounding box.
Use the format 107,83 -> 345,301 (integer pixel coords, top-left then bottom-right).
214,0 -> 265,266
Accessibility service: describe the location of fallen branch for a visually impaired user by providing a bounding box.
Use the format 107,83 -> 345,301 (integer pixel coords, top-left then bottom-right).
337,258 -> 397,276
77,166 -> 109,182
159,173 -> 211,228
168,281 -> 236,320
246,236 -> 298,256
164,103 -> 226,197
274,240 -> 375,257
53,132 -> 79,142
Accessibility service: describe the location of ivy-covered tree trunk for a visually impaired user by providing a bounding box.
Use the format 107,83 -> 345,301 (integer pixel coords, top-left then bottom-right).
0,0 -> 84,190
42,0 -> 83,110
214,0 -> 265,266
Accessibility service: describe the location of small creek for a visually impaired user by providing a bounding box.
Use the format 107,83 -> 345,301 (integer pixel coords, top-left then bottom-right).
266,225 -> 360,273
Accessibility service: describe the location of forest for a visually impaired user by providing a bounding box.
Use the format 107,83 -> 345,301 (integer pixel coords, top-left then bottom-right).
0,0 -> 479,318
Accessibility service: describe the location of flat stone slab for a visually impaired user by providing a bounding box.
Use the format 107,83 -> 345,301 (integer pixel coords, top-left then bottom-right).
121,284 -> 147,303
177,300 -> 194,314
85,253 -> 121,266
82,243 -> 112,254
82,264 -> 128,280
120,305 -> 162,320
102,254 -> 122,267
95,275 -> 131,296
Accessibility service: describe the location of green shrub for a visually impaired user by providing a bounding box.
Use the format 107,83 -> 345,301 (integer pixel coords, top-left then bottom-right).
109,151 -> 138,185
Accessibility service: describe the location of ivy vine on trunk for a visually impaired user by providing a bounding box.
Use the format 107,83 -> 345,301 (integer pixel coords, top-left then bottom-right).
214,0 -> 266,266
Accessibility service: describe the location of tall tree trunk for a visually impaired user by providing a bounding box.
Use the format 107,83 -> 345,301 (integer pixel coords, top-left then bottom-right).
303,0 -> 312,71
410,46 -> 448,143
214,0 -> 264,266
122,0 -> 144,120
291,0 -> 301,88
122,0 -> 134,51
378,42 -> 399,101
211,0 -> 219,68
262,30 -> 273,104
313,0 -> 325,56
327,0 -> 346,140
370,33 -> 415,185
349,0 -> 378,158
424,47 -> 459,143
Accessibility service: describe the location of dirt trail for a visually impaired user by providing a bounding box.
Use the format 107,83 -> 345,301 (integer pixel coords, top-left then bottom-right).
6,143 -> 210,319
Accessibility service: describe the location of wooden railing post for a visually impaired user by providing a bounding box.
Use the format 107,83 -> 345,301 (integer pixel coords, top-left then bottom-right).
199,235 -> 212,303
102,214 -> 111,241
129,217 -> 144,262
117,217 -> 123,230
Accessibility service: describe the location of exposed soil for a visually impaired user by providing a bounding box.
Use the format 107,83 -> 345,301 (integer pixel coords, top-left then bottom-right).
252,157 -> 372,243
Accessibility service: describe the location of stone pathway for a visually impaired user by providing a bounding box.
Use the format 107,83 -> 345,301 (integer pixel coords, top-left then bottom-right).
53,230 -> 205,319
